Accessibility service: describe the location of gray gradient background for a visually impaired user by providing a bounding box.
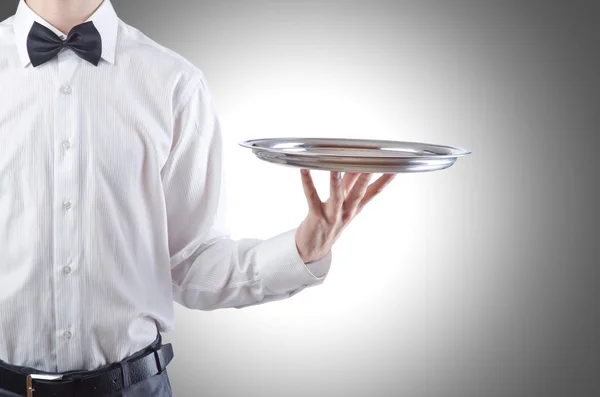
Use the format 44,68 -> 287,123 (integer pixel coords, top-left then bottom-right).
2,1 -> 599,397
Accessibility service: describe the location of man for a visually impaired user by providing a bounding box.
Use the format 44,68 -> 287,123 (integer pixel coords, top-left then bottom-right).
0,0 -> 396,396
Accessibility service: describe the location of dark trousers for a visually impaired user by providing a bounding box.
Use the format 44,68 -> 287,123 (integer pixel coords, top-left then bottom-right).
0,332 -> 173,397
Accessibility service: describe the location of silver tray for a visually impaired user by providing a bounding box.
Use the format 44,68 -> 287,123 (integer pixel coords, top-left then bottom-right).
238,137 -> 471,173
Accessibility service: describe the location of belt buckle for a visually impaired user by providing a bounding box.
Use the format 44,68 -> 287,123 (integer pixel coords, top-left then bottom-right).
26,373 -> 64,397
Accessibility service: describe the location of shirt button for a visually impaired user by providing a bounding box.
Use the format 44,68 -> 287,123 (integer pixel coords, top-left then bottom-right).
62,140 -> 71,150
63,201 -> 72,210
61,85 -> 72,95
64,331 -> 72,339
63,265 -> 71,274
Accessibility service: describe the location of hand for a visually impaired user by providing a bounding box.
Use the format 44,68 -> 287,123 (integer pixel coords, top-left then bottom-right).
295,169 -> 396,263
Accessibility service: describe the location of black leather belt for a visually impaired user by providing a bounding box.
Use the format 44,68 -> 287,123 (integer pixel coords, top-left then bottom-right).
0,343 -> 173,397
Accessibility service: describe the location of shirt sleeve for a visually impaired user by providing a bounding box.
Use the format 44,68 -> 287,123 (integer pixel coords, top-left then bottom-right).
161,72 -> 333,311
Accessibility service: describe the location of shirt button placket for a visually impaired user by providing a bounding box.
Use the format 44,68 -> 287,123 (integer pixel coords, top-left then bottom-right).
53,49 -> 80,372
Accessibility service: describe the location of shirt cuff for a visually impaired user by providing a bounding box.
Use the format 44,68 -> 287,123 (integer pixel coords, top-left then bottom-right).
254,227 -> 332,295
304,250 -> 332,278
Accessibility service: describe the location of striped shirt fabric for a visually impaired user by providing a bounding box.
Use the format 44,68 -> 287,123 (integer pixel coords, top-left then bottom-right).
0,0 -> 332,373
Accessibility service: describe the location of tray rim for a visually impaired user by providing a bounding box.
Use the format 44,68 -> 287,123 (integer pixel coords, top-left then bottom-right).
238,137 -> 472,159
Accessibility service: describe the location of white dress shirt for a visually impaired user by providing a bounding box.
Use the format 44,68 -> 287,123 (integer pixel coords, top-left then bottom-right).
0,0 -> 332,373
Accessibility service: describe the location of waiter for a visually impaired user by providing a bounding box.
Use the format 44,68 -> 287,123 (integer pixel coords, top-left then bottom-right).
0,0 -> 396,396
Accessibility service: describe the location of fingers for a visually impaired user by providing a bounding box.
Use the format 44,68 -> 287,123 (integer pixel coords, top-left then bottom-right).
302,170 -> 396,220
342,172 -> 361,196
357,173 -> 396,211
300,169 -> 322,214
330,171 -> 344,209
344,173 -> 372,210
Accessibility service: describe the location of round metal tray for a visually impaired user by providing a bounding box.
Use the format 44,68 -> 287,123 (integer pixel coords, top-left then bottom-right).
238,137 -> 471,173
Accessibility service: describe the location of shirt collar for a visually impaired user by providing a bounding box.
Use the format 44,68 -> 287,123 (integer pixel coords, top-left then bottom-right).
12,0 -> 119,67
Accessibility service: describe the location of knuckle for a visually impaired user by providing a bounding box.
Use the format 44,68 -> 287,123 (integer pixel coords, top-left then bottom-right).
342,205 -> 357,218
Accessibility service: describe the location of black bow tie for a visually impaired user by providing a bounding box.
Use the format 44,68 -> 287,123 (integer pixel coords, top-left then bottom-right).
26,20 -> 102,67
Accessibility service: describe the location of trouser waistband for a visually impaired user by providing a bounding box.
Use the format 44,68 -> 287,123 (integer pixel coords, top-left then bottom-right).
0,331 -> 162,376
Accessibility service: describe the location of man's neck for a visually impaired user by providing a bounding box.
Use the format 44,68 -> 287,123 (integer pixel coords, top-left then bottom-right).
24,0 -> 104,35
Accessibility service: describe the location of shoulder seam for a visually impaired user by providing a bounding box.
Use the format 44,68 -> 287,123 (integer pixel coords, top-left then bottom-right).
172,73 -> 205,117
